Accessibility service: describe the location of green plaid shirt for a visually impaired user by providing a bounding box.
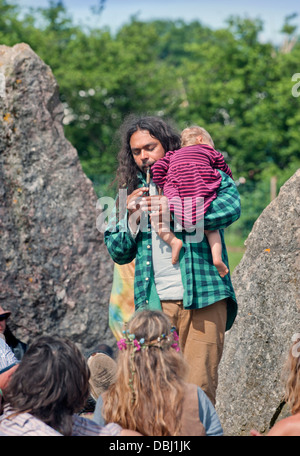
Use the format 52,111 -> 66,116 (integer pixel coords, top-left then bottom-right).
104,171 -> 241,331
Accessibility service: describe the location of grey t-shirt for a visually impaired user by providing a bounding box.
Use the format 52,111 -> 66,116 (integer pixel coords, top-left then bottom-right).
149,180 -> 184,301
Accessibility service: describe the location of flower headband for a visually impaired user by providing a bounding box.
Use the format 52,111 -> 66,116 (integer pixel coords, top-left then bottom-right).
117,326 -> 180,403
117,326 -> 180,353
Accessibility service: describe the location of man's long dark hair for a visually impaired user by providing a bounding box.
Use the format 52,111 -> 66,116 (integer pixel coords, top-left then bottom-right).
115,115 -> 181,195
3,335 -> 90,436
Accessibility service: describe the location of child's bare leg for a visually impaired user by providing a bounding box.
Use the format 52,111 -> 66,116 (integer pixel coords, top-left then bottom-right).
204,229 -> 229,277
159,228 -> 183,264
150,211 -> 182,264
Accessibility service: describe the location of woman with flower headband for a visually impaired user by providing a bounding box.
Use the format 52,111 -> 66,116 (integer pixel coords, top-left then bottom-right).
95,310 -> 223,436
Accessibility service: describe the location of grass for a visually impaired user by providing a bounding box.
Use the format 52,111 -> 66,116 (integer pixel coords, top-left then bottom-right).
227,248 -> 245,272
225,229 -> 247,272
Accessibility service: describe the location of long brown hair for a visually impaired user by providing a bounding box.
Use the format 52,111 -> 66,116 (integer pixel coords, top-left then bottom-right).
283,335 -> 300,415
102,310 -> 187,436
4,336 -> 90,436
114,115 -> 181,194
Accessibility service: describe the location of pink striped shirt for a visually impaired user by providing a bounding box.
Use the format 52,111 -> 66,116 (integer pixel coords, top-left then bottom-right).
151,144 -> 233,227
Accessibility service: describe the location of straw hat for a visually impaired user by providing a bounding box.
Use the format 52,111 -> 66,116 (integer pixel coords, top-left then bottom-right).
87,352 -> 117,400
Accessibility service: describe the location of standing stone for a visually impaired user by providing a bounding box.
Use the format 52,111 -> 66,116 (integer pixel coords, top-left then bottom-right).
0,43 -> 115,352
216,169 -> 300,435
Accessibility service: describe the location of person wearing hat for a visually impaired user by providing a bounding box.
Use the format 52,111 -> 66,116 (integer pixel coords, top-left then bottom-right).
0,307 -> 11,346
0,337 -> 18,375
0,337 -> 19,412
85,351 -> 117,425
0,306 -> 27,361
0,307 -> 11,322
78,347 -> 117,421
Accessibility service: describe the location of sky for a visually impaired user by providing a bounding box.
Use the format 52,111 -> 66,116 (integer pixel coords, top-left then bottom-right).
17,0 -> 300,44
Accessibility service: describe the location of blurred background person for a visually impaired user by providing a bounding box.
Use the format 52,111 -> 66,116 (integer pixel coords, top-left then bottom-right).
0,307 -> 27,361
0,335 -> 140,436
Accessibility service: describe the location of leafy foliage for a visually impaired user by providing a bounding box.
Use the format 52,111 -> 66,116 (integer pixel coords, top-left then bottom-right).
1,0 -> 299,237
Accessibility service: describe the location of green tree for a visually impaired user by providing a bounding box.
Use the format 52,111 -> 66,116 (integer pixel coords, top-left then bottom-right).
1,1 -> 299,237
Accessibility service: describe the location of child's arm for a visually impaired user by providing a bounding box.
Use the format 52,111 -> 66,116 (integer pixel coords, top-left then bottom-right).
212,150 -> 233,179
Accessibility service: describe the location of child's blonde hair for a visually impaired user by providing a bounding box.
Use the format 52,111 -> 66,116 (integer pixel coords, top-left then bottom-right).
181,125 -> 214,148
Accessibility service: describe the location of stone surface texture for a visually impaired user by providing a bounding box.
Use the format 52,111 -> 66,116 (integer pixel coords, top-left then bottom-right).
216,168 -> 300,435
1,44 -> 300,435
0,43 -> 115,353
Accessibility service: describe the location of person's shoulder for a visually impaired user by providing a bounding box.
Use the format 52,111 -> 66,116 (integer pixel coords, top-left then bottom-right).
0,337 -> 8,349
268,414 -> 300,436
120,429 -> 143,436
186,383 -> 212,410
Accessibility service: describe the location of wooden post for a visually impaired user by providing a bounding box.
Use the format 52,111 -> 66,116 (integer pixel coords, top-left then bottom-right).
270,176 -> 277,201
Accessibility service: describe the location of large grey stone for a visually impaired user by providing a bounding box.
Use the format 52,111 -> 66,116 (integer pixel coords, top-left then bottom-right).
216,168 -> 300,435
0,43 -> 115,352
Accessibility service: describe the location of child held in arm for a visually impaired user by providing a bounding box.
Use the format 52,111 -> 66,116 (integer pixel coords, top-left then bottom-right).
150,126 -> 233,277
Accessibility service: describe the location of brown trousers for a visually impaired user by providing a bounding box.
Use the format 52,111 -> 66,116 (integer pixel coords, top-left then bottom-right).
161,299 -> 227,406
